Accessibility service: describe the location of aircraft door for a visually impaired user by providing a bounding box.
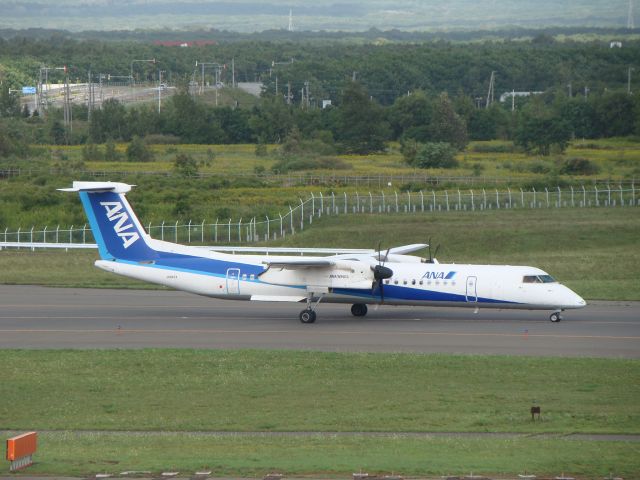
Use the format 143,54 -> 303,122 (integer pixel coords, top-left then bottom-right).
226,268 -> 240,295
466,276 -> 478,302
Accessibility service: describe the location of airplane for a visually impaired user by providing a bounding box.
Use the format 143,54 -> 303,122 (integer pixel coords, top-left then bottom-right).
60,181 -> 586,323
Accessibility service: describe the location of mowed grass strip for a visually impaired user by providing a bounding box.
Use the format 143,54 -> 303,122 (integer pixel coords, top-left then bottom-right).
0,431 -> 638,479
0,350 -> 638,434
1,207 -> 639,299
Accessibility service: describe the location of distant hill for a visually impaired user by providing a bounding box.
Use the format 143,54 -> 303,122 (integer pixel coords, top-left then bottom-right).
0,0 -> 633,32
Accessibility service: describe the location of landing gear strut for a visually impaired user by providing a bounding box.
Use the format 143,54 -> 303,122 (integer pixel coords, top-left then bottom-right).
299,292 -> 325,324
351,303 -> 368,317
549,310 -> 563,322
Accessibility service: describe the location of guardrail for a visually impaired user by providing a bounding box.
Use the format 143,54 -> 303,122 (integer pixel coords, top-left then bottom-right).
1,185 -> 637,250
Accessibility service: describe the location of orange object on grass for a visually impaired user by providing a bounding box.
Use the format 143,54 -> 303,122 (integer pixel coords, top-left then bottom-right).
6,432 -> 37,461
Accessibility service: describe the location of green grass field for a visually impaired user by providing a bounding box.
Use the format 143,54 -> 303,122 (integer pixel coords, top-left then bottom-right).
0,350 -> 638,477
2,207 -> 638,300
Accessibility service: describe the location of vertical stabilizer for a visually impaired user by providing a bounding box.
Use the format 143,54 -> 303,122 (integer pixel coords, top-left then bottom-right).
59,181 -> 158,261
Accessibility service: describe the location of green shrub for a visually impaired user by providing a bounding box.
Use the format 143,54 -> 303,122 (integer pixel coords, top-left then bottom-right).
126,136 -> 154,162
104,140 -> 121,161
559,157 -> 599,175
173,153 -> 199,177
81,143 -> 103,161
404,141 -> 458,169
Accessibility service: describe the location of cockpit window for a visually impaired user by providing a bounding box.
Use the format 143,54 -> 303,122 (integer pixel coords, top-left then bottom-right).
523,275 -> 557,284
539,275 -> 557,283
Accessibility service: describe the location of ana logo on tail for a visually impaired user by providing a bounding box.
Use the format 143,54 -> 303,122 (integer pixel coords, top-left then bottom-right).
100,201 -> 140,249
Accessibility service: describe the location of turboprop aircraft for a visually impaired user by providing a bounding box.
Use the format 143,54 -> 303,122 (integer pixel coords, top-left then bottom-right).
61,181 -> 586,323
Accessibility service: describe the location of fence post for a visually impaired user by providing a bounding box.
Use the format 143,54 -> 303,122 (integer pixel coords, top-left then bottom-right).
279,213 -> 283,237
319,192 -> 324,216
43,225 -> 47,243
290,206 -> 294,233
633,183 -> 636,206
17,227 -> 20,245
395,191 -> 399,212
570,186 -> 574,207
56,225 -> 59,243
215,218 -> 218,243
311,193 -> 315,217
69,225 -> 74,243
237,218 -> 242,242
343,192 -> 347,214
607,184 -> 612,206
457,189 -> 461,210
420,190 -> 424,212
201,220 -> 205,243
545,188 -> 549,208
266,215 -> 270,241
188,220 -> 192,243
175,220 -> 179,243
470,189 -> 475,210
495,189 -> 500,209
482,188 -> 486,209
595,185 -> 599,206
582,185 -> 586,206
445,191 -> 449,211
557,186 -> 561,207
370,192 -> 373,213
161,221 -> 165,240
619,184 -> 624,206
356,192 -> 360,212
382,191 -> 385,212
520,188 -> 524,208
30,226 -> 34,244
331,192 -> 335,214
82,224 -> 87,244
300,198 -> 304,230
407,191 -> 412,212
508,188 -> 512,208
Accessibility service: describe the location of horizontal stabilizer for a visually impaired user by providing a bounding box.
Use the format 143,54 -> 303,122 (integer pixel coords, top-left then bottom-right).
58,181 -> 134,194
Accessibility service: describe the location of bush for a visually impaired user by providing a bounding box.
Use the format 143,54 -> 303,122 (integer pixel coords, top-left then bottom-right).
255,143 -> 268,157
143,134 -> 181,145
126,136 -> 154,162
104,140 -> 121,161
404,141 -> 458,169
559,157 -> 600,175
173,153 -> 199,177
81,143 -> 103,161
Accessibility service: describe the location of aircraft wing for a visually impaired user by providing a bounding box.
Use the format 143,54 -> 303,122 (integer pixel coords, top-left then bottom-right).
387,243 -> 428,255
263,259 -> 338,269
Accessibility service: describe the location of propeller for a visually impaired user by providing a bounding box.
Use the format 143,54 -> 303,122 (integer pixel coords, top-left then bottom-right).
372,242 -> 393,303
425,237 -> 441,264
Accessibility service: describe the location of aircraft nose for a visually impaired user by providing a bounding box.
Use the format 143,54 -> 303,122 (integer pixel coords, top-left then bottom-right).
563,286 -> 587,309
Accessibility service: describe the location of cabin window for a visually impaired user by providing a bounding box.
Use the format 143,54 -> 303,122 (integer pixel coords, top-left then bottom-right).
250,274 -> 255,280
242,274 -> 247,280
403,280 -> 408,285
411,279 -> 416,285
539,275 -> 557,283
394,280 -> 398,285
419,280 -> 423,285
384,279 -> 390,285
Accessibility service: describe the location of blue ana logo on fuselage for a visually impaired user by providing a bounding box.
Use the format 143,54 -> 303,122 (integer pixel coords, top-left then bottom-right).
422,271 -> 457,280
100,201 -> 140,249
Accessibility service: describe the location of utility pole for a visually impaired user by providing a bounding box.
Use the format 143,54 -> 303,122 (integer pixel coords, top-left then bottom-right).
304,80 -> 310,109
158,70 -> 165,113
486,71 -> 495,108
629,0 -> 635,29
232,57 -> 235,88
286,82 -> 292,105
628,67 -> 634,94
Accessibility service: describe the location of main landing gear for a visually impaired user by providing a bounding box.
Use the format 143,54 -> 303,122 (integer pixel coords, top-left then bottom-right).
299,292 -> 326,324
549,310 -> 563,322
351,303 -> 368,317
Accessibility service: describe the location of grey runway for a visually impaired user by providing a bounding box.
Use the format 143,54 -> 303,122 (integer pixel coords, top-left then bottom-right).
0,285 -> 638,357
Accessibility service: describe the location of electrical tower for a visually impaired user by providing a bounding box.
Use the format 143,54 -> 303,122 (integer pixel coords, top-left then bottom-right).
629,0 -> 635,29
288,9 -> 294,31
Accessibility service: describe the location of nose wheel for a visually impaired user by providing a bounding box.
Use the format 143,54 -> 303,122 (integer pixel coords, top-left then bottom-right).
351,303 -> 368,317
299,309 -> 317,324
549,311 -> 563,322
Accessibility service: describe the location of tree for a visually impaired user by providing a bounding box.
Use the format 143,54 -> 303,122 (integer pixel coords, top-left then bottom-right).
333,81 -> 390,154
402,140 -> 458,169
428,92 -> 468,150
515,101 -> 571,155
126,136 -> 154,162
90,98 -> 127,142
387,90 -> 432,141
0,88 -> 20,118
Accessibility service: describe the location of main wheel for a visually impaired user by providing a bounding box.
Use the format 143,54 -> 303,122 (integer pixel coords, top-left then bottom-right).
549,312 -> 562,322
351,303 -> 368,317
299,309 -> 316,324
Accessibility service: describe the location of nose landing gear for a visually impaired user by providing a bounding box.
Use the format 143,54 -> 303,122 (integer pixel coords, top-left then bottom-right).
350,303 -> 368,317
549,310 -> 563,322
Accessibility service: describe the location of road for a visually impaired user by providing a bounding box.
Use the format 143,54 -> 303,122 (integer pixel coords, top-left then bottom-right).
0,285 -> 638,357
